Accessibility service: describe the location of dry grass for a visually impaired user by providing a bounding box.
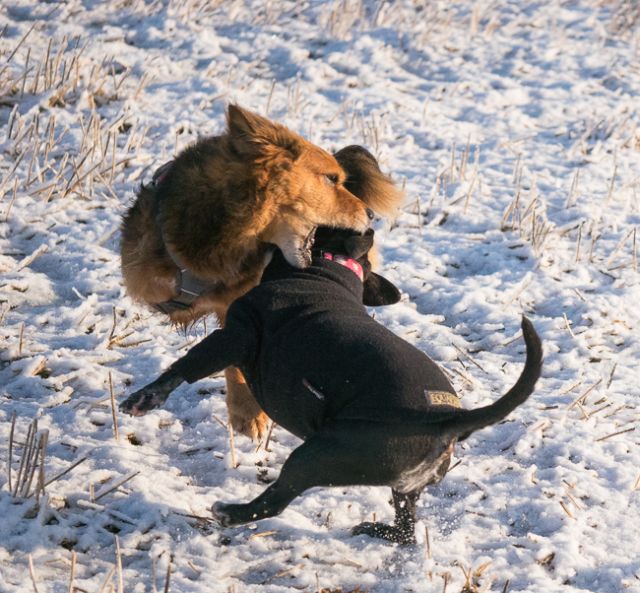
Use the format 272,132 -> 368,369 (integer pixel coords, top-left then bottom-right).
1,29 -> 151,219
317,587 -> 369,593
456,561 -> 493,593
606,0 -> 640,37
500,170 -> 552,256
7,415 -> 48,501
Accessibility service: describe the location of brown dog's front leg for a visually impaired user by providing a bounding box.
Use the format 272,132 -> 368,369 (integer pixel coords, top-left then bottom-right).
225,366 -> 270,441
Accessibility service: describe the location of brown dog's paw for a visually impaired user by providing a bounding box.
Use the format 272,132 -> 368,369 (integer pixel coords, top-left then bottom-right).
225,367 -> 269,440
229,410 -> 270,441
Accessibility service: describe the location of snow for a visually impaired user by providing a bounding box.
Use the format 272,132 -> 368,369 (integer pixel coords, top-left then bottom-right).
1,1 -> 639,592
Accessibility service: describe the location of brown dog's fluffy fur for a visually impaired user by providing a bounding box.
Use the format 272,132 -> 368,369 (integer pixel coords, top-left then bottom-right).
120,104 -> 403,438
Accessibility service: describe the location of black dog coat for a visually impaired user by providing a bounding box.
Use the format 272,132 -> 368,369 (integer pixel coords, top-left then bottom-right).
171,250 -> 456,440
121,228 -> 542,544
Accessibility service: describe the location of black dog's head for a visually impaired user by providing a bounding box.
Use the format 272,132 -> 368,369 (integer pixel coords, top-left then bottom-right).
313,226 -> 401,307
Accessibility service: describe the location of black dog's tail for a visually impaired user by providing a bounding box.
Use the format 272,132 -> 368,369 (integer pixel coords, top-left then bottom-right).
441,316 -> 543,440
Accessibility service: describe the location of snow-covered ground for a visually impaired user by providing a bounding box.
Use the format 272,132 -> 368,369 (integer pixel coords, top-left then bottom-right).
1,1 -> 639,591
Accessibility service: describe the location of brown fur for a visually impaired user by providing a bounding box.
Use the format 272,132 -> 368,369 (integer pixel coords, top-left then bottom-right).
335,145 -> 402,218
120,105 -> 404,439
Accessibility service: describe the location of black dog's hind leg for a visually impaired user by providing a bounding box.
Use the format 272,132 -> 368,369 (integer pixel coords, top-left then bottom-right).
213,431 -> 384,528
352,489 -> 421,545
212,477 -> 298,527
213,436 -> 332,526
212,425 -> 424,544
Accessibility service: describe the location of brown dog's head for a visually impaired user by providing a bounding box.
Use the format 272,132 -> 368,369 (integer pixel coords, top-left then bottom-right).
313,226 -> 401,306
227,105 -> 373,268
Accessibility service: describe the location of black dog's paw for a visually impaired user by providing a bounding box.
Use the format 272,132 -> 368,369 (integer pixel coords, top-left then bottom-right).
211,502 -> 234,527
119,386 -> 161,416
211,501 -> 260,527
352,521 -> 416,545
119,371 -> 183,416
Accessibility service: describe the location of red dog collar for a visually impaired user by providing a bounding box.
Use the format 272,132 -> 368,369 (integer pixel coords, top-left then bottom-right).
322,252 -> 364,281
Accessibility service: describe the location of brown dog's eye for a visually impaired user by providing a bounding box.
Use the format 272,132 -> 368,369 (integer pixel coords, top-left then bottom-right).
324,174 -> 339,186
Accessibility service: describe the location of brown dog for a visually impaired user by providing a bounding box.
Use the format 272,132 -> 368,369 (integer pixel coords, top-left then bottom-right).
120,105 -> 403,439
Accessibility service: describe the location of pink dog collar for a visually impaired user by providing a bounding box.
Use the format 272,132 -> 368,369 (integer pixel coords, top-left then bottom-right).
322,252 -> 364,281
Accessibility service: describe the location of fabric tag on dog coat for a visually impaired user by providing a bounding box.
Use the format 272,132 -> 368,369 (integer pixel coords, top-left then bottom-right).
425,390 -> 461,408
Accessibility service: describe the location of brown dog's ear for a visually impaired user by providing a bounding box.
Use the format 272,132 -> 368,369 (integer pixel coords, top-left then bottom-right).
363,272 -> 401,306
227,104 -> 301,159
344,228 -> 374,260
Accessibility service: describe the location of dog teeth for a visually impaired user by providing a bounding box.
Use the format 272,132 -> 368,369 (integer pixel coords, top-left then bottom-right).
301,248 -> 312,267
304,226 -> 317,249
298,227 -> 316,266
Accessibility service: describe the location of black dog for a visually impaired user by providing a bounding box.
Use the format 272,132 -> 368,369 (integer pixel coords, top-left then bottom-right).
121,227 -> 542,544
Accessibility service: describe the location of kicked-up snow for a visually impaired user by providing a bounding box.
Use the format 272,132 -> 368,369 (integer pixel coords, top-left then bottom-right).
1,1 -> 639,592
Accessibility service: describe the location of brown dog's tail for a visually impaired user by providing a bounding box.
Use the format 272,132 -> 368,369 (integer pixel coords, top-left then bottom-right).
441,317 -> 542,440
